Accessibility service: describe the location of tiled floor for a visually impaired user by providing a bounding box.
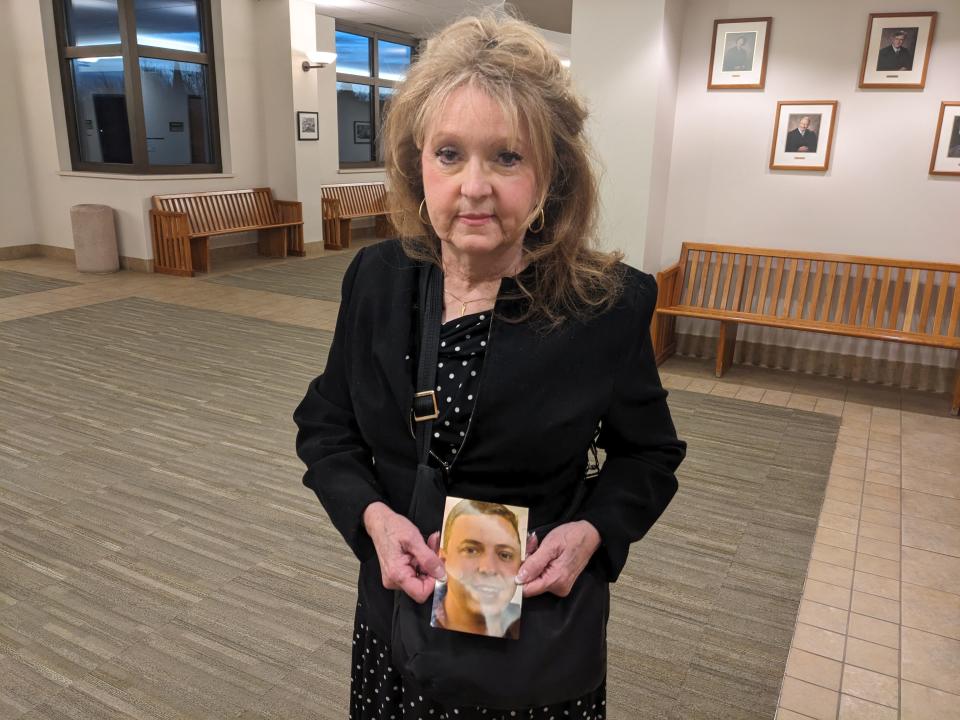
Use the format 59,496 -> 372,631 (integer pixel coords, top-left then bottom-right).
1,248 -> 958,720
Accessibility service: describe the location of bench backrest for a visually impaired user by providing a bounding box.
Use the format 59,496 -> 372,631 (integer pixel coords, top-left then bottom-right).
152,188 -> 278,235
321,182 -> 387,217
673,243 -> 960,340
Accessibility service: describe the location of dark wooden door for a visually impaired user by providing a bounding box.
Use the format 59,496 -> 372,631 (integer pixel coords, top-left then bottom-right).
93,94 -> 132,164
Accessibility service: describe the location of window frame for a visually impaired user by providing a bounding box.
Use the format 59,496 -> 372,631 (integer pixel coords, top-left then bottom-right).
52,0 -> 222,175
335,22 -> 416,170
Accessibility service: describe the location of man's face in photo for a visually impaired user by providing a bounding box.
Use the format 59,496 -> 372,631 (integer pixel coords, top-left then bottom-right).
441,513 -> 522,617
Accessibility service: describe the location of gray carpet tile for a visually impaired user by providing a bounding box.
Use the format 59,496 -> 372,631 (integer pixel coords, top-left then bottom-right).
0,298 -> 839,719
204,251 -> 361,301
0,270 -> 76,298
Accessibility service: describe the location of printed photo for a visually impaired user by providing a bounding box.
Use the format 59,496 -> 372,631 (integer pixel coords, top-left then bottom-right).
875,26 -> 918,71
859,12 -> 936,89
430,497 -> 529,640
722,32 -> 756,72
784,113 -> 822,153
948,116 -> 960,159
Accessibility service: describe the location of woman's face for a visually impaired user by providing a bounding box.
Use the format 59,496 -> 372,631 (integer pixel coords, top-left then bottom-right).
420,85 -> 539,260
440,513 -> 522,617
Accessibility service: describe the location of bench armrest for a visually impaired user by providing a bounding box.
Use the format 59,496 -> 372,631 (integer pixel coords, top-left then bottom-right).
321,197 -> 342,219
655,261 -> 683,309
149,209 -> 190,238
275,199 -> 303,223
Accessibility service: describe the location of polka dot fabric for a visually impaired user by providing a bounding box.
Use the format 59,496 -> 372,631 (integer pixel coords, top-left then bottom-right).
432,312 -> 490,465
350,603 -> 606,720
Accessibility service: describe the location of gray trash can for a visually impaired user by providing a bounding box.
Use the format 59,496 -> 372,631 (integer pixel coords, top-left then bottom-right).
71,204 -> 119,273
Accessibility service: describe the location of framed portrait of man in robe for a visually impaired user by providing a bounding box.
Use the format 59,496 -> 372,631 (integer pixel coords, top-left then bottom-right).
930,102 -> 960,176
770,101 -> 838,172
859,12 -> 936,89
708,17 -> 772,90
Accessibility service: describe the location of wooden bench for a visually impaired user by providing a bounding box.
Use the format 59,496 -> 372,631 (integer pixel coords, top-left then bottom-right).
150,188 -> 304,276
321,182 -> 394,250
652,242 -> 960,415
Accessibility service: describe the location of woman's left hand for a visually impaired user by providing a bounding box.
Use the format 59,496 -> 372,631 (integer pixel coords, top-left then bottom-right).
515,521 -> 601,598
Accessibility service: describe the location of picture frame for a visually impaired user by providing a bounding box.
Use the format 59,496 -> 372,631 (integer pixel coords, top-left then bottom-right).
707,17 -> 772,90
929,102 -> 960,176
858,12 -> 937,89
296,111 -> 319,141
769,101 -> 839,172
353,120 -> 371,144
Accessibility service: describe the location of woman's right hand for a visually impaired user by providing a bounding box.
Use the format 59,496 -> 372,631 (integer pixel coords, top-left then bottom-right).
363,502 -> 446,603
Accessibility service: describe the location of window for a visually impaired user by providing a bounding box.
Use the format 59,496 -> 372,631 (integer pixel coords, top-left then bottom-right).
335,24 -> 415,168
53,0 -> 221,174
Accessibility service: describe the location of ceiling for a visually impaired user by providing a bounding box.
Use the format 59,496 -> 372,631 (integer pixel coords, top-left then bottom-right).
307,0 -> 571,54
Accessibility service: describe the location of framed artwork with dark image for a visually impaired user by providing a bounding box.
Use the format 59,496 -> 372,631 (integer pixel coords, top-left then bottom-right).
708,17 -> 772,89
770,101 -> 838,172
297,111 -> 319,141
859,12 -> 937,89
353,121 -> 372,144
929,102 -> 960,176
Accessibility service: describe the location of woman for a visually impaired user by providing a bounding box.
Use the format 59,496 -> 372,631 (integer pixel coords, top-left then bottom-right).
431,499 -> 524,639
294,12 -> 685,719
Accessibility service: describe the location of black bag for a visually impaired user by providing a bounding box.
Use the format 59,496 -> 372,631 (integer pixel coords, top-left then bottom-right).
389,263 -> 609,709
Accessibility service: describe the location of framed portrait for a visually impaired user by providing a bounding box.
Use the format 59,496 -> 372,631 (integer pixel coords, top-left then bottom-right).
353,120 -> 371,144
430,496 -> 529,640
769,101 -> 838,172
707,17 -> 772,89
859,12 -> 937,89
930,102 -> 960,176
296,111 -> 319,141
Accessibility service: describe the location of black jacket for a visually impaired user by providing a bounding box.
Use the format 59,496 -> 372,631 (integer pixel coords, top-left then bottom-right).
294,240 -> 686,638
876,44 -> 914,71
785,127 -> 818,153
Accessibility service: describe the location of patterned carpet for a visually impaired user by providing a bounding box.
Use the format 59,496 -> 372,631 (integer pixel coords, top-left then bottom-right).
0,269 -> 76,298
204,251 -> 360,301
0,298 -> 839,719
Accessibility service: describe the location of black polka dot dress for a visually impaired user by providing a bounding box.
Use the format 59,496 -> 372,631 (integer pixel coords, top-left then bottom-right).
348,310 -> 606,719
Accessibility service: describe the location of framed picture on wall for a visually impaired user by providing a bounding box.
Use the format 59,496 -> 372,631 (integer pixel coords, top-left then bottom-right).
930,102 -> 960,176
297,111 -> 319,141
707,17 -> 772,89
353,121 -> 372,144
769,101 -> 838,172
859,12 -> 937,89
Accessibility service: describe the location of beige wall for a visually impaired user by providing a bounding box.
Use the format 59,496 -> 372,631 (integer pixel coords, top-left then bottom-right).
0,1 -> 38,249
3,0 -> 269,258
662,0 -> 960,265
660,0 -> 960,368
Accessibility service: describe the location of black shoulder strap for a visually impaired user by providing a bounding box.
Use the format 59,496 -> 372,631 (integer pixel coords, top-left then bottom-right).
412,262 -> 443,464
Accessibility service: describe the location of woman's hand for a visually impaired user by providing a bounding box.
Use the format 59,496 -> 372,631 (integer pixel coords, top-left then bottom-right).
515,521 -> 601,598
363,502 -> 446,603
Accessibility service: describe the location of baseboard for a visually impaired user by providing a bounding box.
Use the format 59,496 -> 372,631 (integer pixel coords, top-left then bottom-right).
1,243 -> 152,272
676,332 -> 955,394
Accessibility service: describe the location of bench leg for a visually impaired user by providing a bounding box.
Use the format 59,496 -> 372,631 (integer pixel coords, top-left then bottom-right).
375,214 -> 394,238
323,218 -> 342,250
339,219 -> 351,249
257,227 -> 287,258
287,225 -> 305,256
715,321 -> 738,378
952,360 -> 959,416
651,312 -> 676,366
191,236 -> 209,273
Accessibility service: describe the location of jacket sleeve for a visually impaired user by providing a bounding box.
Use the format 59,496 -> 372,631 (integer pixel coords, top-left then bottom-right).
573,273 -> 686,582
294,247 -> 384,562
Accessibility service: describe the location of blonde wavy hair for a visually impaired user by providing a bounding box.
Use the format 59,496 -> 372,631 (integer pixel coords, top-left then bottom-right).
382,12 -> 624,327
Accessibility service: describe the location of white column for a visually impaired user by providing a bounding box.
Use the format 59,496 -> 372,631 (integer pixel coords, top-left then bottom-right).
570,0 -> 685,272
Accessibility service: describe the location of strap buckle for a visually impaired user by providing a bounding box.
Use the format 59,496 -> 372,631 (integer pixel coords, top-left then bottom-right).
412,390 -> 439,422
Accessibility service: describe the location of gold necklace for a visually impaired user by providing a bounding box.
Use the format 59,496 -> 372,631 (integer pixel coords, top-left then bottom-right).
444,289 -> 497,318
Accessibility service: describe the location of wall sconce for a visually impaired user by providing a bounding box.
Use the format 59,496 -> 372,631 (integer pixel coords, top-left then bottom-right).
303,51 -> 337,71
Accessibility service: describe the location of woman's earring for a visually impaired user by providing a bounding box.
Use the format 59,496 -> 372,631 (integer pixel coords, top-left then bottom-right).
418,199 -> 430,225
529,207 -> 545,234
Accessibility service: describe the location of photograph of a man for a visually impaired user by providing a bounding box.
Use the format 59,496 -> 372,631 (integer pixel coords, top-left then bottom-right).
784,115 -> 820,153
876,28 -> 917,71
722,32 -> 755,72
430,498 -> 527,639
948,117 -> 960,158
